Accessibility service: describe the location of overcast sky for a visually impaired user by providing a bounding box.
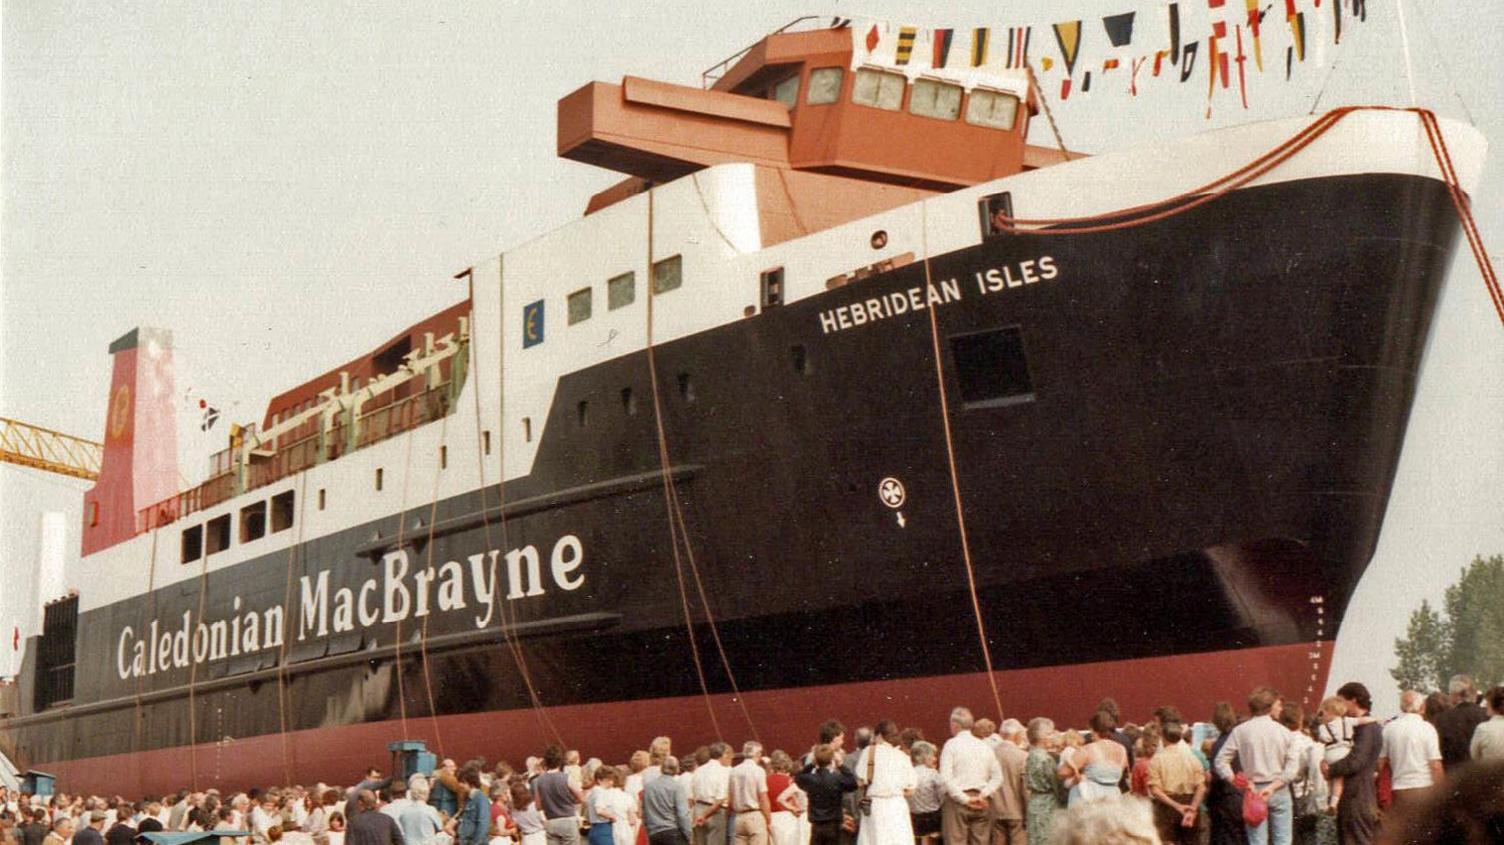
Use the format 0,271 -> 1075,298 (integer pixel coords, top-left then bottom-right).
3,0 -> 1501,716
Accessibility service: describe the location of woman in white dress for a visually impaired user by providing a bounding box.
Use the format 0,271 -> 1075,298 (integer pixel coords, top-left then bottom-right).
852,721 -> 917,845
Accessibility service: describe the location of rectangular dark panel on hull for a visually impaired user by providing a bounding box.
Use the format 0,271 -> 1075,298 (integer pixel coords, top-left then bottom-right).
35,596 -> 78,710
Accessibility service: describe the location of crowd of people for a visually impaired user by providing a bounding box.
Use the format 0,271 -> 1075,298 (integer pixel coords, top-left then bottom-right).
1,676 -> 1501,845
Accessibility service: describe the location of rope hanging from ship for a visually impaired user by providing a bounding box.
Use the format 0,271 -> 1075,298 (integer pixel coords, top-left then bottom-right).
918,202 -> 1007,723
274,470 -> 310,786
642,187 -> 761,744
468,265 -> 568,749
130,525 -> 160,796
390,427 -> 419,741
989,105 -> 1503,329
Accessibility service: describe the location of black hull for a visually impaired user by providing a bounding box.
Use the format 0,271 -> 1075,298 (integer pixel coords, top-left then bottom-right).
2,172 -> 1459,787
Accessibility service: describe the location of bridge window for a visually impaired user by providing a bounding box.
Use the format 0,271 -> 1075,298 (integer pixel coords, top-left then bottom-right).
950,326 -> 1035,408
608,271 -> 636,310
567,287 -> 593,325
807,68 -> 844,104
653,255 -> 683,295
853,68 -> 905,111
771,75 -> 800,107
910,79 -> 962,121
965,89 -> 1020,130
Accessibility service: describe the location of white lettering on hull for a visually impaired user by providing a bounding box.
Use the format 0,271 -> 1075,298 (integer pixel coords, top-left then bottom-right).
115,533 -> 587,680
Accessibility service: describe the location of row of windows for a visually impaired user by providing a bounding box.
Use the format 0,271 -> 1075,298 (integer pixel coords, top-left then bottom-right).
775,65 -> 1019,130
565,255 -> 683,327
182,490 -> 295,564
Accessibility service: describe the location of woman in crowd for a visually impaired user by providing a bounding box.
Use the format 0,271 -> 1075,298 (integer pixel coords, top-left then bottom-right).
1128,725 -> 1159,797
1205,702 -> 1243,845
1278,703 -> 1319,845
1055,731 -> 1084,801
766,751 -> 800,845
583,768 -> 624,845
906,742 -> 943,845
1023,718 -> 1064,845
1060,711 -> 1127,806
851,721 -> 915,845
324,813 -> 345,845
509,782 -> 545,845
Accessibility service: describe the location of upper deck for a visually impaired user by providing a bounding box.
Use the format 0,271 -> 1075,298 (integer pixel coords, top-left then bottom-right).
560,20 -> 1064,221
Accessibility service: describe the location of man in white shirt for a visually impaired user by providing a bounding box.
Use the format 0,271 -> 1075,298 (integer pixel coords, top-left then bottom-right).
692,743 -> 733,845
1381,690 -> 1444,815
728,743 -> 770,845
1213,687 -> 1298,845
937,707 -> 1000,845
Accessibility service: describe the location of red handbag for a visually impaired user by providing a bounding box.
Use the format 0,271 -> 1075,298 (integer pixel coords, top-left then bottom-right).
1234,774 -> 1269,826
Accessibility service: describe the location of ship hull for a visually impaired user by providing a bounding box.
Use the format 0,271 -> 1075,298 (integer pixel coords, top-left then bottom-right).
2,170 -> 1460,794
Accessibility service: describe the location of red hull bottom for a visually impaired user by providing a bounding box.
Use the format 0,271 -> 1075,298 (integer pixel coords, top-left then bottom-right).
37,642 -> 1329,796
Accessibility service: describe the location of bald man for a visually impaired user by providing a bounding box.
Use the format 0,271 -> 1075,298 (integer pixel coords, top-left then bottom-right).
1380,690 -> 1444,816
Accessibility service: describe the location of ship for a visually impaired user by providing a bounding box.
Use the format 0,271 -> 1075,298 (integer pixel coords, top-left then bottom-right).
0,19 -> 1488,795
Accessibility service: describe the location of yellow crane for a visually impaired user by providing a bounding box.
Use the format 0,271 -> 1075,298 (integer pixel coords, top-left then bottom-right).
0,417 -> 102,480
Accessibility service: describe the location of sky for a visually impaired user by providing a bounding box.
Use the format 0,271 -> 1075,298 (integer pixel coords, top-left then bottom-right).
3,0 -> 1502,716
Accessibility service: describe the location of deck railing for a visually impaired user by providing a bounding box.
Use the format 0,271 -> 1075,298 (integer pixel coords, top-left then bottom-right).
135,342 -> 467,534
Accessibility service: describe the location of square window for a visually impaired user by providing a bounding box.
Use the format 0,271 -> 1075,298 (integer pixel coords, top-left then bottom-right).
271,490 -> 295,533
771,75 -> 800,107
608,272 -> 636,310
807,68 -> 844,104
653,255 -> 683,294
965,89 -> 1019,130
852,69 -> 905,111
910,79 -> 962,120
239,500 -> 267,543
206,514 -> 231,555
950,327 -> 1035,408
567,287 -> 593,325
181,525 -> 203,564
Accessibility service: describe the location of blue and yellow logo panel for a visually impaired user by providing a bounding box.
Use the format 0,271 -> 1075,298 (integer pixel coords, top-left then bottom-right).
523,299 -> 545,348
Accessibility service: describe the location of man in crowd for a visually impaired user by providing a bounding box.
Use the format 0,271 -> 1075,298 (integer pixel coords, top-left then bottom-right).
19,809 -> 49,845
728,743 -> 770,845
795,745 -> 857,845
1469,684 -> 1504,761
430,760 -> 460,819
534,745 -> 586,845
346,791 -> 403,845
1146,720 -> 1207,845
1324,682 -> 1381,845
394,779 -> 443,845
71,813 -> 104,845
938,707 -> 1000,845
986,720 -> 1027,845
1380,690 -> 1443,815
691,742 -> 732,845
41,817 -> 72,845
453,769 -> 490,845
1213,687 -> 1297,845
641,756 -> 693,845
1434,674 -> 1488,770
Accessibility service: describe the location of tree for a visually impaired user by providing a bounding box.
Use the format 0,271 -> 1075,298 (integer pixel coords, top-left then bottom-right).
1391,600 -> 1448,692
1391,554 -> 1504,692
